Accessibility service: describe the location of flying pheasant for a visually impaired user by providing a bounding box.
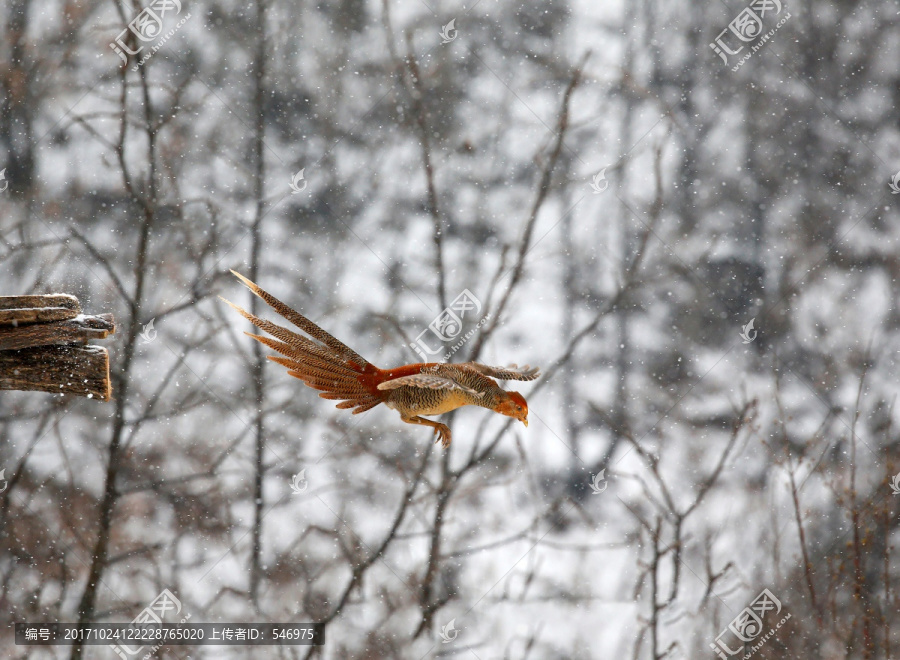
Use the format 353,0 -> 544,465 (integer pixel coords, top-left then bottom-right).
221,271 -> 539,447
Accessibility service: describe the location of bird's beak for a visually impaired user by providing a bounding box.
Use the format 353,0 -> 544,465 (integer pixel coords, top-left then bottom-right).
522,417 -> 528,427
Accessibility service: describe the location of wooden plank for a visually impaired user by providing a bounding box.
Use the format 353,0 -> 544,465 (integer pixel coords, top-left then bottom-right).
0,314 -> 115,351
0,294 -> 81,326
0,345 -> 112,401
0,294 -> 81,311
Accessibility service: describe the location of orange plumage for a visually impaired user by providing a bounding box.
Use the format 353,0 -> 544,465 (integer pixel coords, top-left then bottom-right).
221,271 -> 539,447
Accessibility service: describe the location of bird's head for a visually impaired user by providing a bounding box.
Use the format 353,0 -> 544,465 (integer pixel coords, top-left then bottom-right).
495,391 -> 529,427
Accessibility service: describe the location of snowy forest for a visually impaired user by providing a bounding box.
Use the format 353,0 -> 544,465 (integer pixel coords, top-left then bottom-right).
2,0 -> 900,657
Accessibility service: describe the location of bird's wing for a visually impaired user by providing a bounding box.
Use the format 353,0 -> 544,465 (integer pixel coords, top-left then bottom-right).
458,363 -> 541,381
377,373 -> 484,397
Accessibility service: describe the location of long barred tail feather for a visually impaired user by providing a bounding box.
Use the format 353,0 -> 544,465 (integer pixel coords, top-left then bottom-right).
220,272 -> 386,414
229,270 -> 369,368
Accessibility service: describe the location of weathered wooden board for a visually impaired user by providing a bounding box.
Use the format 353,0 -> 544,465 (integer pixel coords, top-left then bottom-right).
0,314 -> 115,351
0,344 -> 112,401
0,294 -> 81,325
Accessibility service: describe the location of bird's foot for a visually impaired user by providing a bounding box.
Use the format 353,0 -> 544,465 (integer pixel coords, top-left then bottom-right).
433,424 -> 452,449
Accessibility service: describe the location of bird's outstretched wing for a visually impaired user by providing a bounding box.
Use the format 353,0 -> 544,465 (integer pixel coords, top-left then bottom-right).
377,373 -> 484,397
459,363 -> 541,381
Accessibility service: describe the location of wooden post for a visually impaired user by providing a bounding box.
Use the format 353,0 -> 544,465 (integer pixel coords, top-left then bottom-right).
0,295 -> 115,401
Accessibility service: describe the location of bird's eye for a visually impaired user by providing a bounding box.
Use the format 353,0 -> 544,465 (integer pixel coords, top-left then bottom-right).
516,406 -> 522,411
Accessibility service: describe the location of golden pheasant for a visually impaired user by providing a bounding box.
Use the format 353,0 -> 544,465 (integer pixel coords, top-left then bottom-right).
221,271 -> 539,447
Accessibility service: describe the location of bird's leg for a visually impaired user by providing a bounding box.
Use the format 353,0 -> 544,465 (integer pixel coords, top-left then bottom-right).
400,414 -> 452,448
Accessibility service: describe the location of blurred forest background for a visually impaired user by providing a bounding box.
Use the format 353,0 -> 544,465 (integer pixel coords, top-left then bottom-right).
2,0 -> 900,657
